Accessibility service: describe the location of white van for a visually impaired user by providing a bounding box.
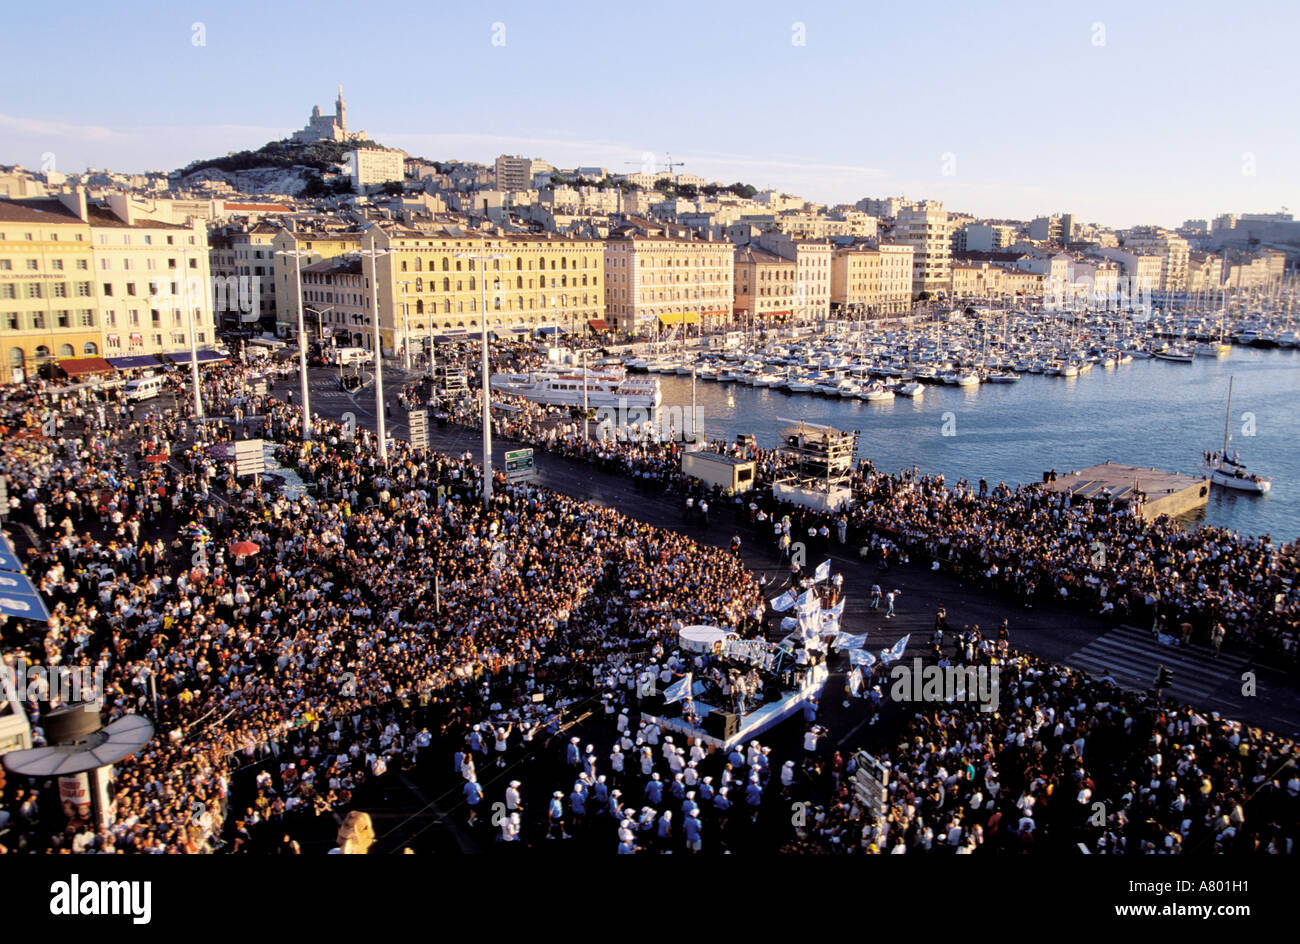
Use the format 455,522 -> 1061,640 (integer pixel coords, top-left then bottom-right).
124,376 -> 165,401
335,347 -> 371,366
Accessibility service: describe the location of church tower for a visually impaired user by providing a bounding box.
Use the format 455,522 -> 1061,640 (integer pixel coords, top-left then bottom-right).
336,85 -> 347,133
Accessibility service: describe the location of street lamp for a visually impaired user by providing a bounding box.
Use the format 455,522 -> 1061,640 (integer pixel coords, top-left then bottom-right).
273,238 -> 315,441
455,250 -> 508,506
178,246 -> 204,420
359,232 -> 395,464
396,280 -> 413,372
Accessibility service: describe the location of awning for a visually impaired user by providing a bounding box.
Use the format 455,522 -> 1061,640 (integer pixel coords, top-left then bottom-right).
431,332 -> 470,343
58,356 -> 114,377
587,319 -> 609,331
536,326 -> 564,336
108,355 -> 166,370
166,349 -> 228,366
510,327 -> 531,334
657,312 -> 701,326
0,570 -> 51,621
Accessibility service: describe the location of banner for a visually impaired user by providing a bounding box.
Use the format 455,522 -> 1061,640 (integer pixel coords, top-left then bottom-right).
848,667 -> 863,696
880,634 -> 911,666
814,559 -> 831,583
849,649 -> 877,667
769,590 -> 797,612
663,672 -> 692,705
833,632 -> 865,650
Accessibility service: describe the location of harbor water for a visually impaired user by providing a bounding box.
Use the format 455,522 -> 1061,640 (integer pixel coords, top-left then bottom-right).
655,347 -> 1300,541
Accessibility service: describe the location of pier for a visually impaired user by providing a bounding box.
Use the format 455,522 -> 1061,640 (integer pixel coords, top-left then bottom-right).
1043,460 -> 1210,521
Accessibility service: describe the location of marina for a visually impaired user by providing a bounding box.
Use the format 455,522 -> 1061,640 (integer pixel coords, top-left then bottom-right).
649,339 -> 1300,539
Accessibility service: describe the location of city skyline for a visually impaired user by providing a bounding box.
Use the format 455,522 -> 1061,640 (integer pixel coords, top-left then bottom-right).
1,0 -> 1297,229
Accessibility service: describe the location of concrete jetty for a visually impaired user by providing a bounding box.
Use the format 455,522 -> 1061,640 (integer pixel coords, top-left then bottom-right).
1043,460 -> 1210,520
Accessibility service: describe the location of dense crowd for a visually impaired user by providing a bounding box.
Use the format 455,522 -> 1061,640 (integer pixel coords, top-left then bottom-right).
442,343 -> 1299,666
0,351 -> 1295,855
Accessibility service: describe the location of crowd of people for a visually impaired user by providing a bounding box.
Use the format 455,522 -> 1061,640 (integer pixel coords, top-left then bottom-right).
433,342 -> 1299,668
0,348 -> 1295,855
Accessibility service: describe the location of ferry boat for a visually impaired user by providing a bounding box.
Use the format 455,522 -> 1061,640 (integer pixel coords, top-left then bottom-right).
491,371 -> 662,411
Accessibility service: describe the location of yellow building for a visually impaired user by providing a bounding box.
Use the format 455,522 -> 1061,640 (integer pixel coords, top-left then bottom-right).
0,194 -> 98,382
734,247 -> 799,322
287,226 -> 607,353
2,189 -> 216,381
90,204 -> 215,361
604,235 -> 734,334
272,230 -> 366,338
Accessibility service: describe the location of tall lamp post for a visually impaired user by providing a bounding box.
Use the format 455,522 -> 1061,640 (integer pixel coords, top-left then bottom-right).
455,250 -> 508,506
396,280 -> 413,372
274,238 -> 314,440
359,232 -> 395,464
179,246 -> 204,420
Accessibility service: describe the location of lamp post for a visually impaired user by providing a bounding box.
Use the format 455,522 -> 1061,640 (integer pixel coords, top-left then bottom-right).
359,232 -> 394,464
396,280 -> 413,372
455,250 -> 508,506
179,246 -> 204,420
273,238 -> 314,440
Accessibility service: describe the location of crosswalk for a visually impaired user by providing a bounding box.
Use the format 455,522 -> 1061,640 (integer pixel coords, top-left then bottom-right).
1063,624 -> 1250,703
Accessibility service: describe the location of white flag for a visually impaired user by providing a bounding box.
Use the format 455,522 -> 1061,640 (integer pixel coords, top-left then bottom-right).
663,672 -> 692,705
880,634 -> 910,666
770,590 -> 797,612
814,559 -> 831,583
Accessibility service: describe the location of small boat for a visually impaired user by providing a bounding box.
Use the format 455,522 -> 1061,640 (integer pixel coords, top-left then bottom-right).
1194,342 -> 1230,358
896,381 -> 924,397
864,383 -> 895,402
985,370 -> 1018,383
1154,349 -> 1195,363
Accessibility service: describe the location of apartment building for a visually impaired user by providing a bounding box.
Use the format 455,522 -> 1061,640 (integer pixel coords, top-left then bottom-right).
1,189 -> 217,381
756,232 -> 832,320
895,201 -> 951,297
604,235 -> 734,334
349,147 -> 406,189
1122,228 -> 1190,294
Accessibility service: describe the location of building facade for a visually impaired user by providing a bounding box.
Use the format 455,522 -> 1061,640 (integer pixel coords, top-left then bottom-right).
604,235 -> 734,335
895,201 -> 951,297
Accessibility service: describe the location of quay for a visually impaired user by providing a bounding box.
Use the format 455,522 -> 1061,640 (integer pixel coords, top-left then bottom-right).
1043,460 -> 1210,521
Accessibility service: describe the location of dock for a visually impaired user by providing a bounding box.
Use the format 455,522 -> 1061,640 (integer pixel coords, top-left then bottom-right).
1043,460 -> 1210,521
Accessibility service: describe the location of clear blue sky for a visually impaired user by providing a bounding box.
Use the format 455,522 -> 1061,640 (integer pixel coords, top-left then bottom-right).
2,0 -> 1296,228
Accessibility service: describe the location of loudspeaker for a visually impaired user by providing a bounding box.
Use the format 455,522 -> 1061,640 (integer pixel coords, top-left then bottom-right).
706,710 -> 740,740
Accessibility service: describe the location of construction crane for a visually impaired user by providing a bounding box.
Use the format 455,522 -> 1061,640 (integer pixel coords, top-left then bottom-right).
624,152 -> 685,175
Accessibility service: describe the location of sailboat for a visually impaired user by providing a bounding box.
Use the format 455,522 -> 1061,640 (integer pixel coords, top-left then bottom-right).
1202,377 -> 1271,493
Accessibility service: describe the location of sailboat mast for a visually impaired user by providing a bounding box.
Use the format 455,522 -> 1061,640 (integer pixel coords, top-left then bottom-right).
1223,376 -> 1233,456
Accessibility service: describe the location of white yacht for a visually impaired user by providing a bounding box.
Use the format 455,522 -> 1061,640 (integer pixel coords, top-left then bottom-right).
491,371 -> 662,411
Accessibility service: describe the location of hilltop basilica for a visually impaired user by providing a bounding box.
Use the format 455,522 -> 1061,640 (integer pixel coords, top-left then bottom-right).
290,86 -> 369,145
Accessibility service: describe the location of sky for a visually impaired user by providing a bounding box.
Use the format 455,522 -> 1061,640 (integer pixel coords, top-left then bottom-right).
1,0 -> 1297,229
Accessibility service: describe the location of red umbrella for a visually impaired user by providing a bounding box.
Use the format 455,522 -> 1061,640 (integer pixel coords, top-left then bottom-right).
144,454 -> 169,464
230,541 -> 260,558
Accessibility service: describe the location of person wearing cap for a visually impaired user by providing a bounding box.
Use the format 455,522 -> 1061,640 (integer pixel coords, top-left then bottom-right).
547,791 -> 570,840
645,773 -> 663,806
745,776 -> 763,822
616,708 -> 630,734
505,780 -> 523,813
569,785 -> 587,830
463,776 -> 483,826
656,809 -> 673,848
591,775 -> 609,811
608,789 -> 625,821
713,786 -> 731,829
610,744 -> 625,786
640,746 -> 655,778
698,776 -> 714,804
683,808 -> 703,853
500,810 -> 520,844
566,736 -> 581,769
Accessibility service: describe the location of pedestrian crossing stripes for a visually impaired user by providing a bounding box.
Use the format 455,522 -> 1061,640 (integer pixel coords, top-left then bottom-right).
1063,624 -> 1249,703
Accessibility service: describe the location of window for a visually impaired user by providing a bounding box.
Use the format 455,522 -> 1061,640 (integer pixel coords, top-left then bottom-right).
76,259 -> 88,270
0,260 -> 9,271
0,285 -> 12,300
4,312 -> 18,330
25,284 -> 42,299
32,312 -> 45,329
26,259 -> 38,271
51,259 -> 63,270
79,310 -> 95,327
56,310 -> 70,328
59,343 -> 74,357
83,341 -> 99,355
